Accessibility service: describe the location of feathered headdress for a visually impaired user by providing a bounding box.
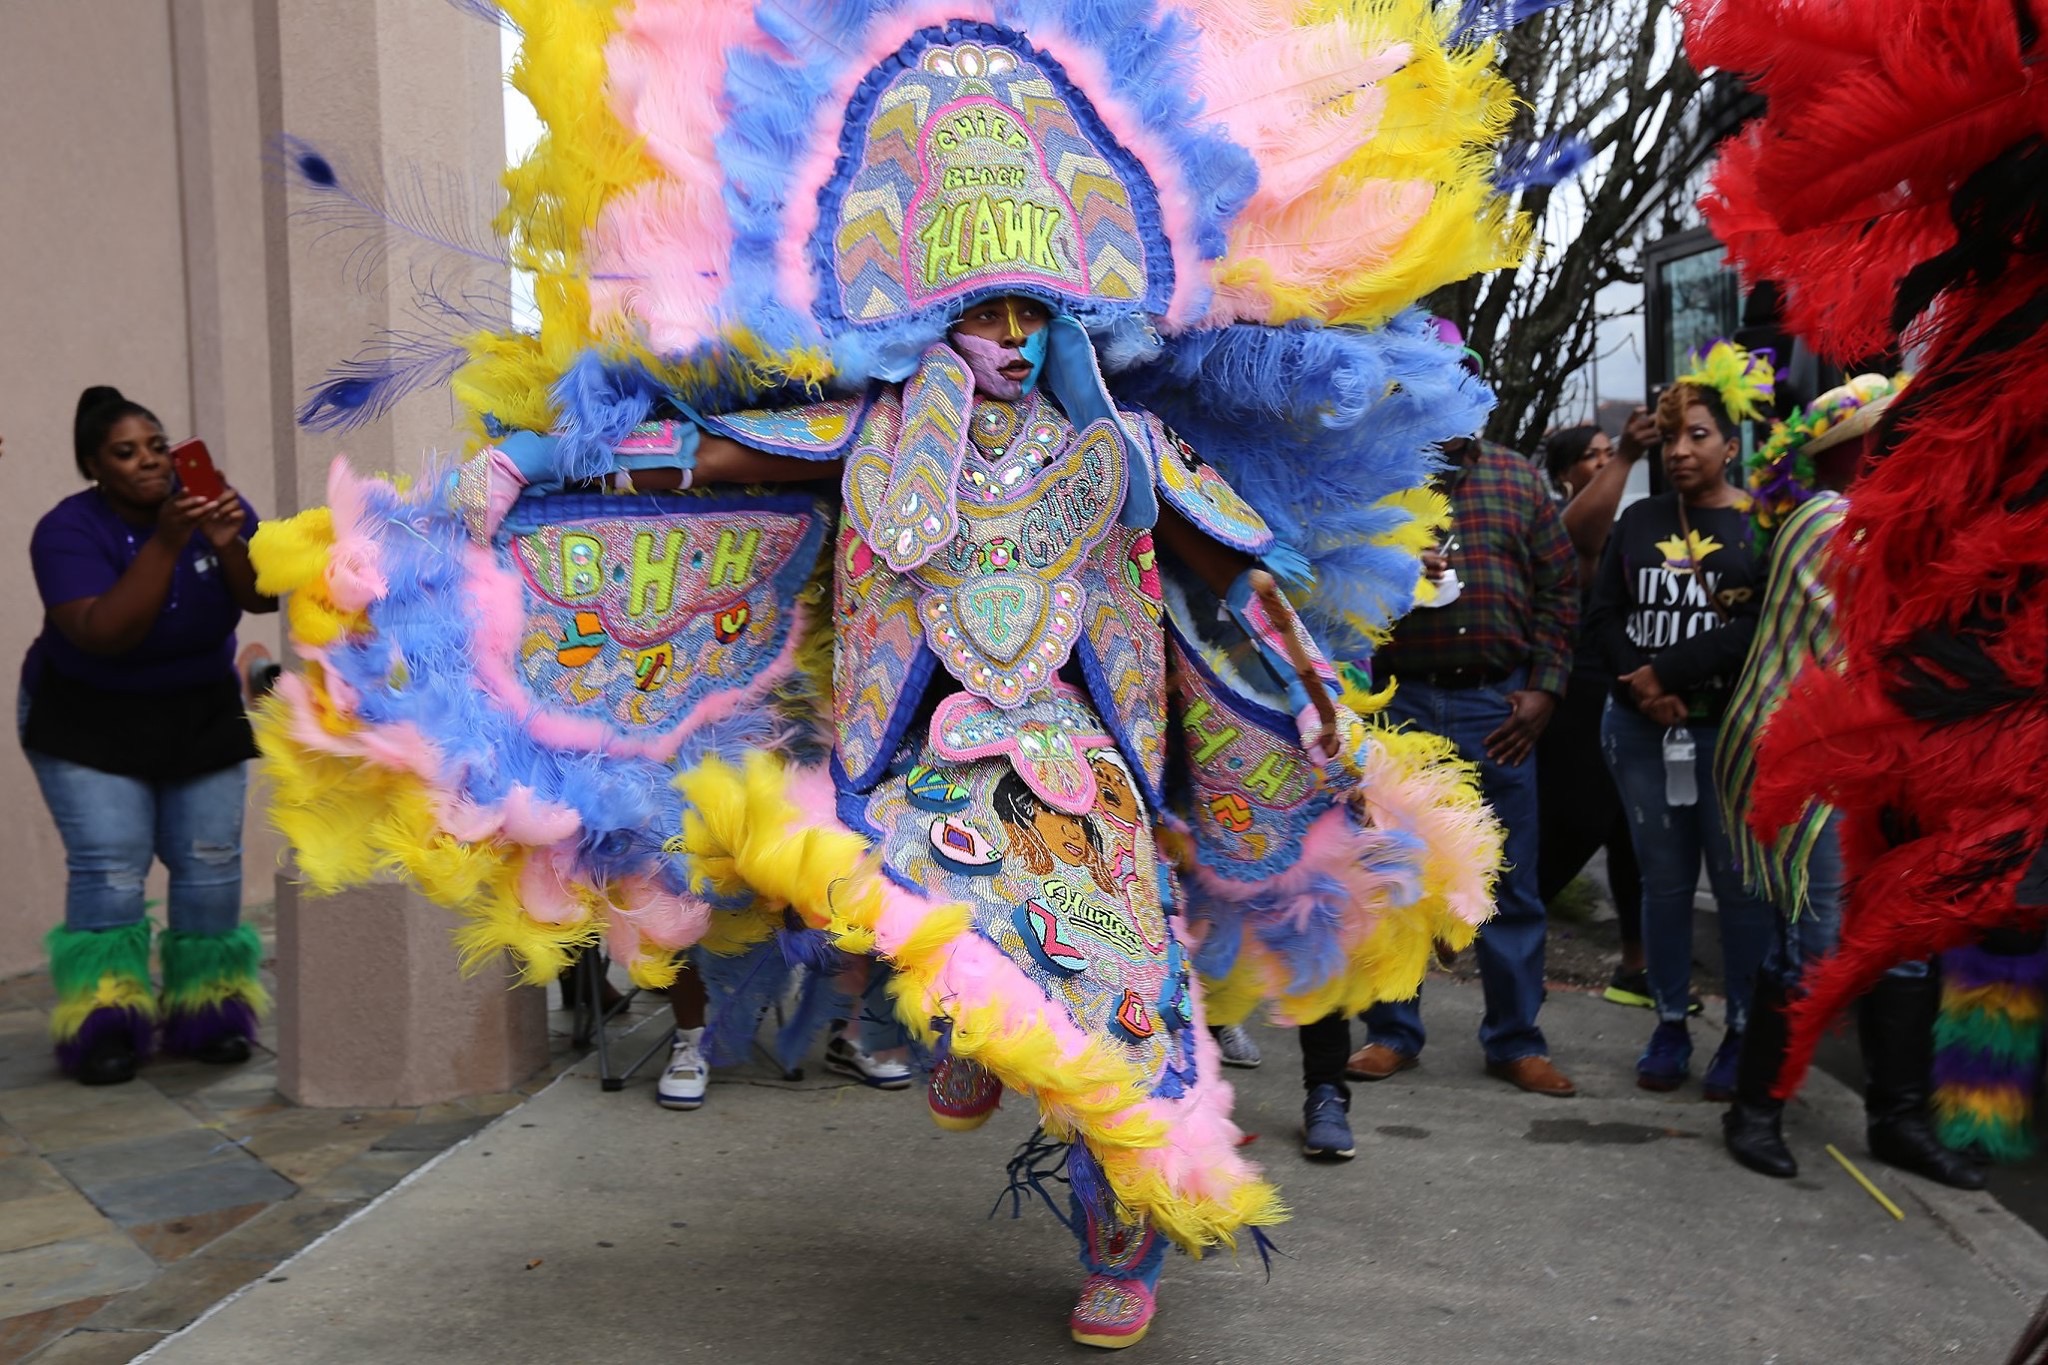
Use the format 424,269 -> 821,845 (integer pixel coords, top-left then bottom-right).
1745,372 -> 1907,545
1674,339 -> 1776,424
283,0 -> 1580,658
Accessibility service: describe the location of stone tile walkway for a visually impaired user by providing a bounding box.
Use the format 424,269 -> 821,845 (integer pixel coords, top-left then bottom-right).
0,922 -> 638,1364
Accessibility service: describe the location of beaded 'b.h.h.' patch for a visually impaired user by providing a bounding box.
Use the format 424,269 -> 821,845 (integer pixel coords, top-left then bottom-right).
503,493 -> 826,737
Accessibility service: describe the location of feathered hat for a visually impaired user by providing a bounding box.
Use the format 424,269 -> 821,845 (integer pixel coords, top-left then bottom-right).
1746,372 -> 1908,543
281,0 -> 1581,657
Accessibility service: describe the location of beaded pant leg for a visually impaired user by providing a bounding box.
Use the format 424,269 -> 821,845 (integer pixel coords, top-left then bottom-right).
1067,1144 -> 1164,1348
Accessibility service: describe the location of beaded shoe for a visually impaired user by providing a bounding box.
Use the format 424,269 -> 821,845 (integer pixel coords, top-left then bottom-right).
1069,1272 -> 1156,1349
926,1055 -> 1003,1130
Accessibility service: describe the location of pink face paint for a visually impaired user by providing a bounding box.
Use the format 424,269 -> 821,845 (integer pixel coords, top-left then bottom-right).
951,330 -> 1028,399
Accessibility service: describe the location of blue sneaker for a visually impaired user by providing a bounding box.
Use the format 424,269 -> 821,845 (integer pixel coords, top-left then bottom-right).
1302,1083 -> 1356,1160
1701,1029 -> 1743,1103
1637,1021 -> 1693,1092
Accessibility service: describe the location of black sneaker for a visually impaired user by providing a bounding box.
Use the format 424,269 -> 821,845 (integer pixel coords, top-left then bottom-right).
1301,1084 -> 1356,1161
1603,966 -> 1654,1009
1603,967 -> 1704,1016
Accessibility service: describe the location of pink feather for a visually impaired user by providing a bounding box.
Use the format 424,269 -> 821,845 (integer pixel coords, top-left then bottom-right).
613,876 -> 714,952
322,458 -> 389,612
590,0 -> 766,348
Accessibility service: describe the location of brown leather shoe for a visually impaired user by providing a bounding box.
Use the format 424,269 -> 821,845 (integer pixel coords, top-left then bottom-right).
1344,1043 -> 1418,1081
1485,1056 -> 1577,1098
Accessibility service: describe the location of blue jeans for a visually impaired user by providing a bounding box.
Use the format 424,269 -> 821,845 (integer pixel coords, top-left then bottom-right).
1760,813 -> 1925,988
1363,671 -> 1549,1064
19,691 -> 248,935
1601,699 -> 1775,1029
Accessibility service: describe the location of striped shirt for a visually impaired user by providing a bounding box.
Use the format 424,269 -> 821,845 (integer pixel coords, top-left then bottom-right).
1715,493 -> 1843,915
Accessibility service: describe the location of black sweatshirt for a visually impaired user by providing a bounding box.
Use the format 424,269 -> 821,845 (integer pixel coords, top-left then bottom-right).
1584,492 -> 1762,722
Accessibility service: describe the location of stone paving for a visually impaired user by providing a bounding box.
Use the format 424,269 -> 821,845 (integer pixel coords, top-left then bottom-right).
0,920 -> 630,1365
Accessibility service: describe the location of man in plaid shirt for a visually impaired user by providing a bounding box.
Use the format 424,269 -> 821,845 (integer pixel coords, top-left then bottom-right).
1348,433 -> 1581,1097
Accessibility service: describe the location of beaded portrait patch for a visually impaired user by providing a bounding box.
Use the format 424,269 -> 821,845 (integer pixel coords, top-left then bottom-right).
811,21 -> 1172,328
855,720 -> 1193,1094
1166,620 -> 1333,883
503,493 -> 825,736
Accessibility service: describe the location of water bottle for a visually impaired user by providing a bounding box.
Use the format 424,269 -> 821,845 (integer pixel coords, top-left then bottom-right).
1662,726 -> 1697,807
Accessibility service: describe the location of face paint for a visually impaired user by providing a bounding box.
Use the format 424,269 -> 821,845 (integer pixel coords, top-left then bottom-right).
949,297 -> 1052,398
1017,327 -> 1047,392
953,329 -> 1047,399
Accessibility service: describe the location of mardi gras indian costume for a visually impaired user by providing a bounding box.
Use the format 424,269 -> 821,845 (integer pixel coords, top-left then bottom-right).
1683,0 -> 2048,1104
251,0 -> 1555,1346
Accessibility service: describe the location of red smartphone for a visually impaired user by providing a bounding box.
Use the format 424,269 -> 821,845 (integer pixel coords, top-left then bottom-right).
170,438 -> 227,503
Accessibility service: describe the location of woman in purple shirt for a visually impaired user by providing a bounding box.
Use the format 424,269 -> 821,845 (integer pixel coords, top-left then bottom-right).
21,387 -> 276,1085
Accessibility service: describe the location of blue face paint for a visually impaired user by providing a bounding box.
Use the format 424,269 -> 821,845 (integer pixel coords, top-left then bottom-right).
1019,326 -> 1049,394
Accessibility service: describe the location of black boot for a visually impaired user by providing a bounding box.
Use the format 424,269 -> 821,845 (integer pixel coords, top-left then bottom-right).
1860,974 -> 1988,1191
1723,972 -> 1798,1178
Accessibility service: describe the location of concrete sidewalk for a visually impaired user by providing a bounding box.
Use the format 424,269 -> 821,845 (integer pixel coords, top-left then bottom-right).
143,981 -> 2046,1365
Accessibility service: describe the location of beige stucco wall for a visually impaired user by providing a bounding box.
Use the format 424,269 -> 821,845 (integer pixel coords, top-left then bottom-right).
0,0 -> 545,1099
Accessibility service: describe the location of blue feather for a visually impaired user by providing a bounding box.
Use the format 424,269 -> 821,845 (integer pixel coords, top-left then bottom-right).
277,135 -> 509,290
442,0 -> 519,32
546,352 -> 667,482
772,963 -> 853,1071
696,941 -> 786,1068
1496,136 -> 1593,191
298,330 -> 468,432
1112,312 -> 1492,659
1450,0 -> 1572,45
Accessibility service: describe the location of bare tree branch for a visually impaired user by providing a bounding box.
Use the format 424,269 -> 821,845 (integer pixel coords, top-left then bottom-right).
1433,0 -> 1719,455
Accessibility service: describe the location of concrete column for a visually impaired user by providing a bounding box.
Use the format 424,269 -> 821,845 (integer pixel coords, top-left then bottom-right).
240,0 -> 547,1105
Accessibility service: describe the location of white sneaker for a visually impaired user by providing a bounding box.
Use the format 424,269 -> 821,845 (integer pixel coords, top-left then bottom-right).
825,1035 -> 914,1090
1214,1025 -> 1262,1069
657,1028 -> 708,1110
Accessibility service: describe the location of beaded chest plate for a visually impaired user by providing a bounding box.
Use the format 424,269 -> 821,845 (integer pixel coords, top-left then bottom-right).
846,392 -> 1126,709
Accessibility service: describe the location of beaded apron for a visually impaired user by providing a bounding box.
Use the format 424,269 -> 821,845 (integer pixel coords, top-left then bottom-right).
851,705 -> 1197,1097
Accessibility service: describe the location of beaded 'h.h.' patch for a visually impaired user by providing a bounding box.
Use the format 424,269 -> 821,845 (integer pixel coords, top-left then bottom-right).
1166,620 -> 1330,882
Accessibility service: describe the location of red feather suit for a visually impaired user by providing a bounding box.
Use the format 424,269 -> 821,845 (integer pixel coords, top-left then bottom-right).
1683,0 -> 2048,1092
